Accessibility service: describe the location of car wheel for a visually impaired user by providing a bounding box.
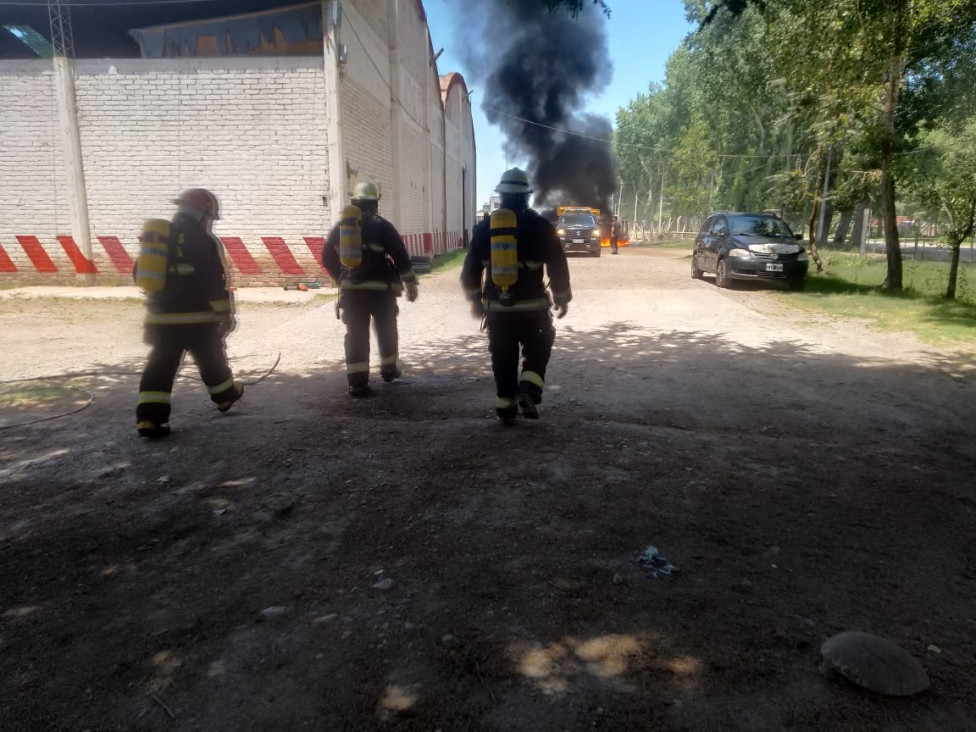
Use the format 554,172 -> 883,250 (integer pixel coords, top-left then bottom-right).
691,253 -> 703,279
715,258 -> 733,288
593,246 -> 601,258
787,276 -> 806,291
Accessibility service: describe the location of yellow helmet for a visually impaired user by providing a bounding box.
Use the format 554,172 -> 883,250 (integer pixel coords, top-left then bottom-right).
351,181 -> 380,202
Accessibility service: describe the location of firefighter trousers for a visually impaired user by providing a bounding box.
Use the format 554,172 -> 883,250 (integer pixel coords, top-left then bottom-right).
339,289 -> 400,387
486,309 -> 555,414
136,323 -> 239,425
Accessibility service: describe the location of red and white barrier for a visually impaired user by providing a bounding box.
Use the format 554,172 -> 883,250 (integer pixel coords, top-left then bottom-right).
0,230 -> 465,283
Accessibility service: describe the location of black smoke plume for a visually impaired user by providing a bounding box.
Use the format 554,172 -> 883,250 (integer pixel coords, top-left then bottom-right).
459,0 -> 617,215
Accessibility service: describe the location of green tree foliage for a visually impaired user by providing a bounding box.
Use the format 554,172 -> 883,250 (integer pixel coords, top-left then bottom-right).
614,0 -> 976,293
903,120 -> 976,299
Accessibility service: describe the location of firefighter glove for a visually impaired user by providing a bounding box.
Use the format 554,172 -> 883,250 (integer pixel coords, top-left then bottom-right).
554,303 -> 568,319
405,281 -> 419,302
217,313 -> 236,336
469,300 -> 485,320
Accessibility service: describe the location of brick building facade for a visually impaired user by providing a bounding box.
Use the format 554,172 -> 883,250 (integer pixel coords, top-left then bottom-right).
0,0 -> 476,286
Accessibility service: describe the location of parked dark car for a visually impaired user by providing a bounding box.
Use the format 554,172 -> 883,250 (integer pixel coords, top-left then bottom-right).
556,213 -> 602,257
691,211 -> 809,290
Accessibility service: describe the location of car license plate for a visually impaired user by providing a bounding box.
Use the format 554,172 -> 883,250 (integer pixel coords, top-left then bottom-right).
572,239 -> 585,244
766,263 -> 784,272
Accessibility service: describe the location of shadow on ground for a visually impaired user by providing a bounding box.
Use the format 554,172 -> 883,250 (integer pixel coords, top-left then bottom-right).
1,326 -> 975,731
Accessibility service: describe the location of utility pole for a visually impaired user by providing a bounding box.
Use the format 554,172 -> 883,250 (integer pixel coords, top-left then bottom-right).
657,166 -> 665,233
322,0 -> 346,222
49,0 -> 95,283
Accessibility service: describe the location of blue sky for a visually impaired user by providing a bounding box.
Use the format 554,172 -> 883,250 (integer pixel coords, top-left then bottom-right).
423,0 -> 695,209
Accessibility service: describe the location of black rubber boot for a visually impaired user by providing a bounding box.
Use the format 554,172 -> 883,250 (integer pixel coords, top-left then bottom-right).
518,392 -> 539,419
137,420 -> 171,439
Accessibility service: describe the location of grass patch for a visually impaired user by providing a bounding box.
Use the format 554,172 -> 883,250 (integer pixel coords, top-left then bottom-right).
777,250 -> 976,350
430,249 -> 467,272
0,384 -> 78,408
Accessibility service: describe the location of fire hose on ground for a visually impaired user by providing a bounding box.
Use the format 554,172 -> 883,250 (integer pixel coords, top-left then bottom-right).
0,352 -> 281,431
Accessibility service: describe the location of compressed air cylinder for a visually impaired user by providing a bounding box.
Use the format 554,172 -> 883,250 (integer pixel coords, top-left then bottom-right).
490,208 -> 519,290
339,204 -> 363,269
135,218 -> 171,294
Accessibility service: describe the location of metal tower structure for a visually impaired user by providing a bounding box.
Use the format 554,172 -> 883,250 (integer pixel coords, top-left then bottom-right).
48,0 -> 74,58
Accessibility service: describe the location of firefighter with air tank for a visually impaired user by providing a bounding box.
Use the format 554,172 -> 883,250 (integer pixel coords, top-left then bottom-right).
134,188 -> 243,438
321,181 -> 419,397
461,168 -> 572,423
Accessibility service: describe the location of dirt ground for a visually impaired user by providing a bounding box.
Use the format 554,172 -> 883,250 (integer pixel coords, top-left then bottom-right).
1,247 -> 975,731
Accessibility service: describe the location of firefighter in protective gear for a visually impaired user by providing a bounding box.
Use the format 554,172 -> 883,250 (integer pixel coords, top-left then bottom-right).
461,168 -> 572,422
322,181 -> 418,397
134,188 -> 243,438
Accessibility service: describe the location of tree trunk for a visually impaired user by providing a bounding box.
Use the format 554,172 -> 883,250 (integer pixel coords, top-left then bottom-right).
946,236 -> 961,299
880,157 -> 903,289
880,19 -> 906,290
806,154 -> 824,272
850,200 -> 868,249
833,209 -> 853,246
945,200 -> 976,299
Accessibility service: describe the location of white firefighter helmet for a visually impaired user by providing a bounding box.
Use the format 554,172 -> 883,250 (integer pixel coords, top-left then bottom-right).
495,168 -> 532,195
351,181 -> 381,202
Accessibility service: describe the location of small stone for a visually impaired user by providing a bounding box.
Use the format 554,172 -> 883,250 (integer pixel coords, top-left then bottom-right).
733,579 -> 754,594
612,573 -> 625,585
259,606 -> 289,620
373,578 -> 394,591
441,634 -> 457,648
312,614 -> 338,624
927,645 -> 941,655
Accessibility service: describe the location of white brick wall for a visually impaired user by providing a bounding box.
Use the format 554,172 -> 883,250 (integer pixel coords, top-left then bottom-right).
341,78 -> 395,216
399,124 -> 427,234
0,57 -> 330,284
73,58 -> 330,242
0,63 -> 72,264
443,76 -> 476,242
0,3 -> 474,285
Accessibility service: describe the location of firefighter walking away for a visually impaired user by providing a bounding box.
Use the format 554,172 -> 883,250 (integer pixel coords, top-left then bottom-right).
322,181 -> 418,397
461,168 -> 572,423
134,188 -> 243,438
